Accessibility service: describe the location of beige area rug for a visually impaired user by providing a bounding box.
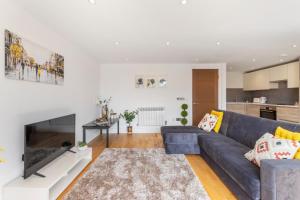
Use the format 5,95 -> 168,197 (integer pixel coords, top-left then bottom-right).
64,148 -> 210,200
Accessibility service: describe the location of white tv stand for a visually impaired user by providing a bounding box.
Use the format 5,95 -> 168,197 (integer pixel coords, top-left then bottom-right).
3,147 -> 92,200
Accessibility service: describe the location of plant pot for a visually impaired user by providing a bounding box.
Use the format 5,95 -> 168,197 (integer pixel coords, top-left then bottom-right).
77,145 -> 88,151
127,126 -> 133,135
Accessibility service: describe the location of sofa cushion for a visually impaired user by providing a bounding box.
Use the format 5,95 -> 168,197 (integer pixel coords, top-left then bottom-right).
226,112 -> 297,148
218,110 -> 231,135
161,126 -> 203,140
164,132 -> 206,144
198,134 -> 261,200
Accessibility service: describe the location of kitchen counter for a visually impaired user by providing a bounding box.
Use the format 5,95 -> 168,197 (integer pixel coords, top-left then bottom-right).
227,102 -> 299,108
227,102 -> 300,123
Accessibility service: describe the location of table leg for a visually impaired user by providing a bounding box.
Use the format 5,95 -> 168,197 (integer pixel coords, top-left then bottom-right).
83,128 -> 86,143
117,120 -> 120,134
106,128 -> 109,148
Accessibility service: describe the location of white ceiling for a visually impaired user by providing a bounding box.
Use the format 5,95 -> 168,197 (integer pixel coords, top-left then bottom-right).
13,0 -> 300,71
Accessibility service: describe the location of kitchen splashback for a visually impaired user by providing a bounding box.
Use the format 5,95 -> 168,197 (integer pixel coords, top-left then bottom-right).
227,87 -> 299,105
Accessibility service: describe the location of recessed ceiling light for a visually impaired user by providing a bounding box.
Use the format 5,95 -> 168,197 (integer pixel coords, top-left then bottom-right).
181,0 -> 187,5
115,41 -> 120,45
216,41 -> 221,46
292,44 -> 297,48
280,58 -> 284,62
125,58 -> 129,61
252,58 -> 256,62
166,41 -> 171,46
194,58 -> 199,62
88,0 -> 96,5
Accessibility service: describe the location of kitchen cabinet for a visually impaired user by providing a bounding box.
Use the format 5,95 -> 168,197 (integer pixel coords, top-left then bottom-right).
243,72 -> 255,91
243,69 -> 270,91
246,104 -> 260,117
269,64 -> 288,82
243,61 -> 300,91
287,61 -> 299,88
226,103 -> 246,114
277,107 -> 300,123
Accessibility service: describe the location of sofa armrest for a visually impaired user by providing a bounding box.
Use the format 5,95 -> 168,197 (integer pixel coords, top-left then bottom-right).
260,159 -> 300,200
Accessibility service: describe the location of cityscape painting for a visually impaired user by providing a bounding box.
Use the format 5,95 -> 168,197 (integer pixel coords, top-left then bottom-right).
5,30 -> 64,85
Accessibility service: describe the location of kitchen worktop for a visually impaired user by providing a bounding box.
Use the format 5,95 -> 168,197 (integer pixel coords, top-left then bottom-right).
227,102 -> 299,108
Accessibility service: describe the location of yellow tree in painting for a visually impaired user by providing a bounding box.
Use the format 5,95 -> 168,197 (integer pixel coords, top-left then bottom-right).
0,147 -> 5,163
9,39 -> 24,67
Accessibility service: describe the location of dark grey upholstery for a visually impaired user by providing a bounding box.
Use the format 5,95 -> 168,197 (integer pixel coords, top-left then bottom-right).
261,160 -> 300,200
199,133 -> 260,200
161,126 -> 204,154
226,112 -> 297,148
161,111 -> 300,200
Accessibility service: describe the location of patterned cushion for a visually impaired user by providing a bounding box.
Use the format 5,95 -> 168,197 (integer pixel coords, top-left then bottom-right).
275,126 -> 300,159
211,110 -> 224,133
245,133 -> 300,167
198,113 -> 218,132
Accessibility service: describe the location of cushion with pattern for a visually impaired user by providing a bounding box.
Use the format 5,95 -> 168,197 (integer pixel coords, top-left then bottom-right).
245,133 -> 300,167
198,113 -> 218,132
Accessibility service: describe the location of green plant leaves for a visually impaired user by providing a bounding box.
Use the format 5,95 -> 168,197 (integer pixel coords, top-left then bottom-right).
181,118 -> 188,126
181,104 -> 188,110
181,110 -> 188,117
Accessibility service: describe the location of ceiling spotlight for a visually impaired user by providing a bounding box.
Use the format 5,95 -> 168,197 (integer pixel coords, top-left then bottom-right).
181,0 -> 187,5
88,0 -> 96,5
115,41 -> 120,45
216,41 -> 221,46
252,58 -> 256,62
166,41 -> 171,46
292,44 -> 297,48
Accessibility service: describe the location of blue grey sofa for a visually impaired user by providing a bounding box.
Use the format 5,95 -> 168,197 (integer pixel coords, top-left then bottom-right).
161,111 -> 300,200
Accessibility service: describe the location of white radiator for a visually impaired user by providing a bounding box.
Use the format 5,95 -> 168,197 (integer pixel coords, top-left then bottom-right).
137,107 -> 165,126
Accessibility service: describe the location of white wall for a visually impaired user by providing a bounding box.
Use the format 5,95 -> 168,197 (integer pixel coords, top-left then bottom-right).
227,71 -> 244,88
0,1 -> 99,198
99,63 -> 226,133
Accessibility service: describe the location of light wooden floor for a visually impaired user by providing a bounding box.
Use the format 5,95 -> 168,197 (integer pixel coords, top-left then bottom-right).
57,133 -> 236,200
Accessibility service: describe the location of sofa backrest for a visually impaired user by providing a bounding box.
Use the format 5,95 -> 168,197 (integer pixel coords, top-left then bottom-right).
218,110 -> 231,135
224,111 -> 300,149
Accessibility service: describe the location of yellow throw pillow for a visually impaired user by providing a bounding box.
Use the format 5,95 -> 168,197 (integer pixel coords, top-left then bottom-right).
211,110 -> 224,133
274,127 -> 300,159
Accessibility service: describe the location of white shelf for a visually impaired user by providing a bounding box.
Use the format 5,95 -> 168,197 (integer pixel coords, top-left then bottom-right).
3,147 -> 92,200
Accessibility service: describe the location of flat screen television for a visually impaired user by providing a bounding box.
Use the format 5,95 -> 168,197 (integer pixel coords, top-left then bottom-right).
24,114 -> 76,179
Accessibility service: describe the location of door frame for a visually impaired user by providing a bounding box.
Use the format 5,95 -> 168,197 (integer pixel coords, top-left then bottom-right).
189,63 -> 227,124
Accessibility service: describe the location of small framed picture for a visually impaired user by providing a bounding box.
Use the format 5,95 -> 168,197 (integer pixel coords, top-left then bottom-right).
135,76 -> 145,88
157,77 -> 167,88
145,77 -> 156,88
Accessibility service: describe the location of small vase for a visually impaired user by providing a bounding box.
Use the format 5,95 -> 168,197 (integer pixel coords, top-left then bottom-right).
127,126 -> 133,135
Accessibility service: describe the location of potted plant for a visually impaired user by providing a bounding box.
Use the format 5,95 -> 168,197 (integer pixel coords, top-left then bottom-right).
77,141 -> 88,151
180,104 -> 188,126
120,110 -> 138,135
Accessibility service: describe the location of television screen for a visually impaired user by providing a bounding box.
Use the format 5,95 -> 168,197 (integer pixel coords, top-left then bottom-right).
24,114 -> 75,179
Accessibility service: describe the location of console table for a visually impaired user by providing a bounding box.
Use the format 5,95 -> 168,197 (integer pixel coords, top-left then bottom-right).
82,118 -> 120,148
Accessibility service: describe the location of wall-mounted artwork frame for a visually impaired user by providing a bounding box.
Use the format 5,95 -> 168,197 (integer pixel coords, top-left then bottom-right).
4,29 -> 64,85
135,75 -> 167,88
